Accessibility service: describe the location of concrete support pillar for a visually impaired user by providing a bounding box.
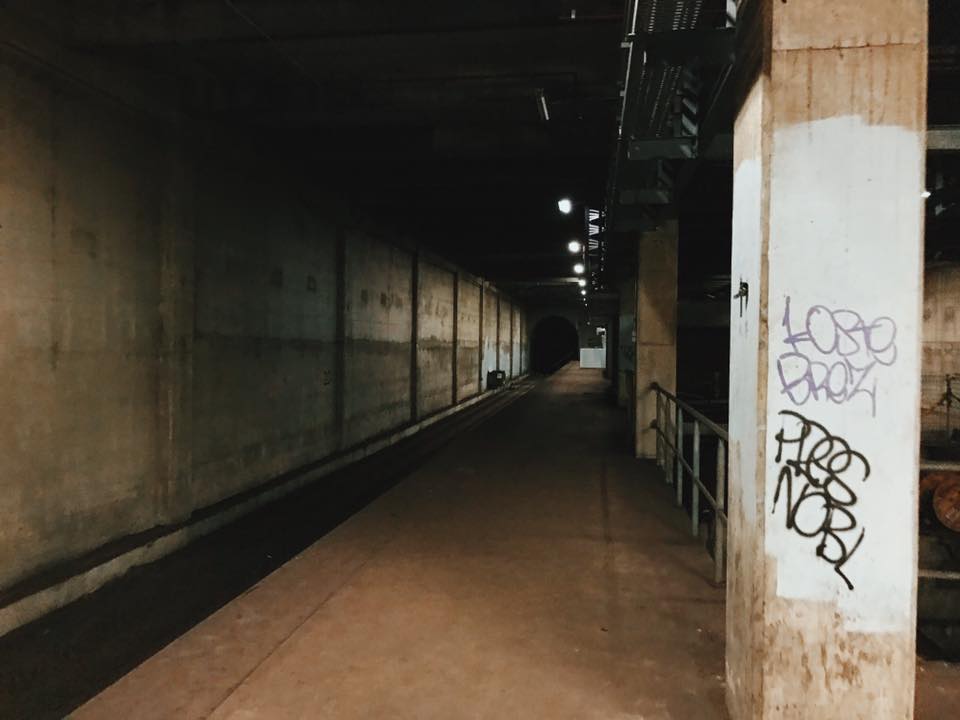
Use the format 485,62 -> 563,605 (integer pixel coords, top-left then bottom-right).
727,2 -> 927,718
634,220 -> 678,459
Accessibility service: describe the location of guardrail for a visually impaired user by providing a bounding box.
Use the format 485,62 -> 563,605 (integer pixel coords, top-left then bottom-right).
651,382 -> 729,585
650,388 -> 960,586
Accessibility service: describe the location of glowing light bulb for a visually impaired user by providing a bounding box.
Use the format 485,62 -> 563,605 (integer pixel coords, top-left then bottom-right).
573,263 -> 585,275
567,240 -> 582,253
557,198 -> 573,214
578,278 -> 587,287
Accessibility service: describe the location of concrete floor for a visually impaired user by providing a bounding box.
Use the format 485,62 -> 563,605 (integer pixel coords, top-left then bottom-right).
917,659 -> 960,718
70,366 -> 959,719
74,366 -> 728,719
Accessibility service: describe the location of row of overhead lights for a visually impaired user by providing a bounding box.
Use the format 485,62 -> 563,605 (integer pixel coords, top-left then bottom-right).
559,198 -> 588,299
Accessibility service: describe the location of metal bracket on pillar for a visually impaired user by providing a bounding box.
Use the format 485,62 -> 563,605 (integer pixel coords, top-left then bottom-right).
733,280 -> 749,318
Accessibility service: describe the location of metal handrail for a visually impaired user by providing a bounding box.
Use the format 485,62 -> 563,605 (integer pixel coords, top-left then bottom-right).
649,389 -> 960,586
651,383 -> 728,439
650,382 -> 729,585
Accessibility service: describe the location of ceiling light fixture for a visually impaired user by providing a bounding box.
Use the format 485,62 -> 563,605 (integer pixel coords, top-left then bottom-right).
536,89 -> 550,122
567,240 -> 582,253
558,198 -> 573,215
573,263 -> 585,274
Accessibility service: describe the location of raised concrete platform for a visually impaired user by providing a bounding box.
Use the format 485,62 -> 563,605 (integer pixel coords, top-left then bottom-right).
71,366 -> 956,719
75,366 -> 728,719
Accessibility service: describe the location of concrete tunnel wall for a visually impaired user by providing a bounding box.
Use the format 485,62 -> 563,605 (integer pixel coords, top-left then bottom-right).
0,45 -> 529,632
416,260 -> 455,418
456,278 -> 482,400
498,298 -> 512,374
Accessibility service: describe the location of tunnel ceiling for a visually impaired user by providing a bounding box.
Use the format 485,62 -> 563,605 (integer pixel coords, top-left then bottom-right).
5,0 -> 626,306
7,1 -> 960,307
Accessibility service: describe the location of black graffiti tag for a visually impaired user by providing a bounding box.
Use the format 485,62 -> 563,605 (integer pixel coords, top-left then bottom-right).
776,297 -> 898,417
772,411 -> 870,591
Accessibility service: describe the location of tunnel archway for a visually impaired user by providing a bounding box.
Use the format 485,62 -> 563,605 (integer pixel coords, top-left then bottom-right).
530,316 -> 579,374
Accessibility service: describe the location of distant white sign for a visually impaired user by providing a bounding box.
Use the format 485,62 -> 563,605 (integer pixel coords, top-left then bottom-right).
580,348 -> 606,369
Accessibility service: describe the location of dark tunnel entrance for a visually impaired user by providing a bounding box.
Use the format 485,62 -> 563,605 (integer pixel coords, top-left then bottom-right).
531,316 -> 579,374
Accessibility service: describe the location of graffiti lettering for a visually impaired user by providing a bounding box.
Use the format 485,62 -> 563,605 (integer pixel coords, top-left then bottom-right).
776,297 -> 897,416
772,411 -> 870,591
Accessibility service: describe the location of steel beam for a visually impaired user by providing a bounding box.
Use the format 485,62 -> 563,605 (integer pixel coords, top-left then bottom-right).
628,136 -> 696,160
928,125 -> 960,151
627,28 -> 736,66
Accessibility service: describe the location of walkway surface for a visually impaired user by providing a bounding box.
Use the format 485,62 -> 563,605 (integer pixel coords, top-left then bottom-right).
75,366 -> 728,719
71,365 -> 958,719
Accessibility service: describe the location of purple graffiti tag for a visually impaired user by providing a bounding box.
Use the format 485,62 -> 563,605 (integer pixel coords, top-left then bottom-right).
776,297 -> 897,416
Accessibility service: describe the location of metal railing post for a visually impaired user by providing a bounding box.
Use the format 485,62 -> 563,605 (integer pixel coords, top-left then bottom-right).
675,405 -> 683,507
646,382 -> 731,585
655,390 -> 662,469
665,397 -> 673,485
714,441 -> 727,585
691,421 -> 700,538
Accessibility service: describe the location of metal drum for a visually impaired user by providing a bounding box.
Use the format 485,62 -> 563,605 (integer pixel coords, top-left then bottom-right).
934,477 -> 960,532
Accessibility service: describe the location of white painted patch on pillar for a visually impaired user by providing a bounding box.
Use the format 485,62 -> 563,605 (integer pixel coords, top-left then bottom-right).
730,156 -> 764,528
765,115 -> 923,633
